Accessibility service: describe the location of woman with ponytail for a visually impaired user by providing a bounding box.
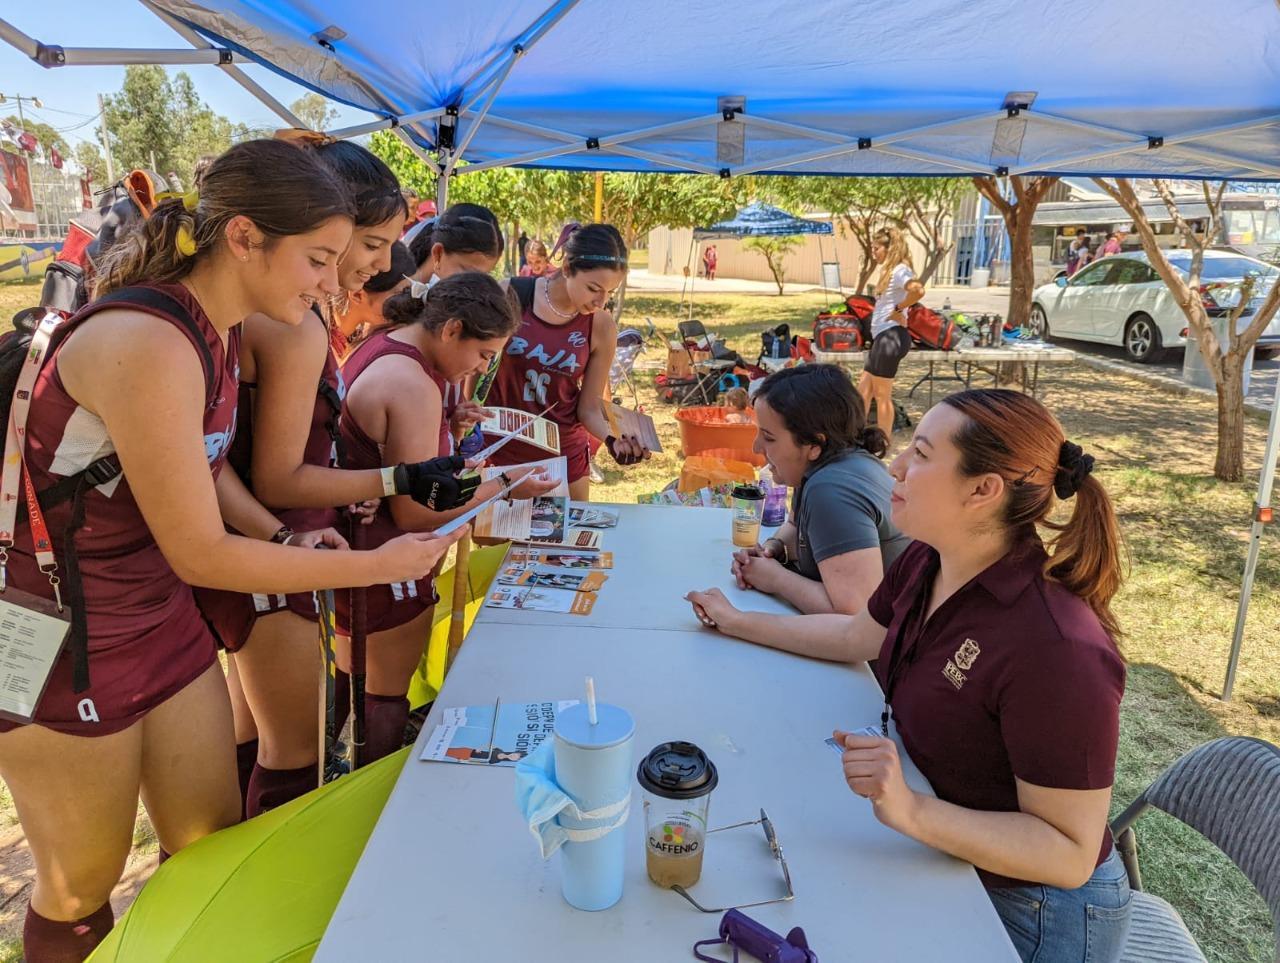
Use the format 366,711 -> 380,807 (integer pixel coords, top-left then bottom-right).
0,140 -> 464,963
337,273 -> 556,763
689,364 -> 907,624
486,222 -> 650,499
196,138 -> 484,818
689,388 -> 1130,961
859,226 -> 924,437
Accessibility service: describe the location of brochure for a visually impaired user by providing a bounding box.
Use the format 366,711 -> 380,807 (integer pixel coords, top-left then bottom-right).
507,548 -> 614,569
485,585 -> 598,615
479,407 -> 561,460
602,401 -> 663,453
568,506 -> 619,529
473,458 -> 602,550
420,700 -> 578,766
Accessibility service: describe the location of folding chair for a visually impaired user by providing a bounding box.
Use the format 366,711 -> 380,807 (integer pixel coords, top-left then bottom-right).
677,319 -> 736,406
609,327 -> 647,407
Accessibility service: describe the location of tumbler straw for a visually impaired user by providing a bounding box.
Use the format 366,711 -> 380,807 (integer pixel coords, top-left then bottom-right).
586,676 -> 598,725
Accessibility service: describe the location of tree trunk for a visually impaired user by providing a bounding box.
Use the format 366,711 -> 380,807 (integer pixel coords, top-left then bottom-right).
1006,209 -> 1035,330
612,273 -> 630,323
768,255 -> 785,295
1215,360 -> 1247,482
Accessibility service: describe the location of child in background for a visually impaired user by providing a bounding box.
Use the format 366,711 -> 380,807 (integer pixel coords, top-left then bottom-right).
723,386 -> 751,424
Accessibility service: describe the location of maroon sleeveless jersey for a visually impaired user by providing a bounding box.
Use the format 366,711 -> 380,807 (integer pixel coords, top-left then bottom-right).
335,330 -> 446,634
486,280 -> 593,468
0,282 -> 239,735
196,310 -> 344,648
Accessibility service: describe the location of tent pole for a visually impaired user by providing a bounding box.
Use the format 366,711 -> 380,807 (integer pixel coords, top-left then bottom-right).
1223,366 -> 1280,701
437,165 -> 451,210
134,1 -> 302,127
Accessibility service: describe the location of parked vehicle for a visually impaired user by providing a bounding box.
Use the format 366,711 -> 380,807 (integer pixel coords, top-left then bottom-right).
1030,250 -> 1280,363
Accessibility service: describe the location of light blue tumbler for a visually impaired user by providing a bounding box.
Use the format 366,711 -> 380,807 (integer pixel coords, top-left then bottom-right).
553,701 -> 635,911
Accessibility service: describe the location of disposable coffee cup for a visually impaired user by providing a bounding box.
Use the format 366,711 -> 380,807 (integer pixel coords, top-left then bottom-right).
730,484 -> 764,548
637,741 -> 719,889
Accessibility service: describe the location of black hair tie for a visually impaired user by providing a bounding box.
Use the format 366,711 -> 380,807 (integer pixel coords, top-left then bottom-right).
1054,441 -> 1095,499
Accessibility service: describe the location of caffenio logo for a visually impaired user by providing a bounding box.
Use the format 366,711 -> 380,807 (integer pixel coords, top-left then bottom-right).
648,816 -> 700,856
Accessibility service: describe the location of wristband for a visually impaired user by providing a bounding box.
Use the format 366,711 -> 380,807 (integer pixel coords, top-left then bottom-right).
270,526 -> 295,545
381,465 -> 398,497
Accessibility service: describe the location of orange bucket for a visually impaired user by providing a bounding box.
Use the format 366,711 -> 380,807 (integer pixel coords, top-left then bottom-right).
697,446 -> 765,468
675,406 -> 759,459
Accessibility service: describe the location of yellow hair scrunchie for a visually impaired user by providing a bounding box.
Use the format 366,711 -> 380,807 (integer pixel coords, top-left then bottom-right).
175,224 -> 198,258
182,190 -> 199,212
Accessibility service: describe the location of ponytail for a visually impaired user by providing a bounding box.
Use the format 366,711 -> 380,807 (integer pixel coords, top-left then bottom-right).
942,389 -> 1126,638
93,139 -> 354,299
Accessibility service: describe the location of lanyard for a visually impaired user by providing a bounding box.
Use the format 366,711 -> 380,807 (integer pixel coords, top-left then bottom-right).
879,562 -> 936,736
0,313 -> 64,608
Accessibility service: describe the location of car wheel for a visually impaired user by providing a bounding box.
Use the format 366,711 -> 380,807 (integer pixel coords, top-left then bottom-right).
1255,347 -> 1279,361
1124,313 -> 1164,363
1029,304 -> 1051,341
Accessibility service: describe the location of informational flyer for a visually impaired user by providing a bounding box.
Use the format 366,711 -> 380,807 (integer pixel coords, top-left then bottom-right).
420,700 -> 578,766
485,585 -> 598,616
473,458 -> 602,550
602,401 -> 663,453
479,407 -> 561,460
506,548 -> 614,569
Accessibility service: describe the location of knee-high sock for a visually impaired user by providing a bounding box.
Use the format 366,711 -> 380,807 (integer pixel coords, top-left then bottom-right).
362,693 -> 409,764
246,762 -> 319,818
235,738 -> 259,821
23,901 -> 114,963
332,669 -> 351,742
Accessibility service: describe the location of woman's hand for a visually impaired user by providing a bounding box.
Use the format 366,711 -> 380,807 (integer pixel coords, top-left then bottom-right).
731,549 -> 787,595
604,434 -> 650,467
347,499 -> 380,526
834,729 -> 920,834
292,527 -> 349,550
685,587 -> 742,634
450,400 -> 493,436
373,527 -> 468,585
508,468 -> 560,501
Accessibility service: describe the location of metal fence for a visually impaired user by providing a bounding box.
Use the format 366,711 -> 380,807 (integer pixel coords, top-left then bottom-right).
934,217 -> 1008,286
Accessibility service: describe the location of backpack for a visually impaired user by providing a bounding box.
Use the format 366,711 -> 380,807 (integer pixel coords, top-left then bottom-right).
760,323 -> 791,361
905,304 -> 958,351
813,315 -> 866,352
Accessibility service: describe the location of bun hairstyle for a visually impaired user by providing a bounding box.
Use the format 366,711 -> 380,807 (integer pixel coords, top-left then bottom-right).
754,364 -> 888,459
306,140 -> 406,227
553,222 -> 628,275
408,203 -> 503,268
364,241 -> 415,294
940,388 -> 1124,637
380,271 -> 520,342
93,139 -> 354,298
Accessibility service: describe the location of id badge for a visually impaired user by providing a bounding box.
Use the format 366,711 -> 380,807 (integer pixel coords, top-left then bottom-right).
0,586 -> 72,725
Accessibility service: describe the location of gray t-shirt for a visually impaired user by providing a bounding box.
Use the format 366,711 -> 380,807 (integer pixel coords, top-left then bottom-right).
791,448 -> 910,581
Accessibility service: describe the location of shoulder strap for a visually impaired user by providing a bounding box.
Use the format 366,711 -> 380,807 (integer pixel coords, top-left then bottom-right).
509,276 -> 536,312
92,287 -> 217,406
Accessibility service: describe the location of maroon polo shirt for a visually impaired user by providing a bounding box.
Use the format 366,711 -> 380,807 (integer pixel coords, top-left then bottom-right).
867,537 -> 1125,889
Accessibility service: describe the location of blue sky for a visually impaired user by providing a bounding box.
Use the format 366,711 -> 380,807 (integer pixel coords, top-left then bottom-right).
1,4 -> 366,151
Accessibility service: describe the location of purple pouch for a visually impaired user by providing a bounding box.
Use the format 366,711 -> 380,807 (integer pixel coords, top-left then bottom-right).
693,909 -> 818,963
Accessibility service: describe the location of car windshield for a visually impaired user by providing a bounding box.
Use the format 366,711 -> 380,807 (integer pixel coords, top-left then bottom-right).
1166,256 -> 1279,281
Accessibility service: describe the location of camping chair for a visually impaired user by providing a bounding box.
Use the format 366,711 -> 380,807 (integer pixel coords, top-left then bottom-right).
1109,736 -> 1280,963
677,319 -> 736,406
609,327 -> 648,406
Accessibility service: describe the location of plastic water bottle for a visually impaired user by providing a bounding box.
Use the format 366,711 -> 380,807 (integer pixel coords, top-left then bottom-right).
942,297 -> 952,311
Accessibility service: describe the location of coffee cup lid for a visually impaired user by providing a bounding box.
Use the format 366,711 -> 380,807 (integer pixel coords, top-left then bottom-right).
637,741 -> 719,799
732,484 -> 762,500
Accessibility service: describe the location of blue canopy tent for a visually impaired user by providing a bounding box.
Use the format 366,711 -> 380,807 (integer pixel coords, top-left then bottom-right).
684,201 -> 837,309
0,0 -> 1276,730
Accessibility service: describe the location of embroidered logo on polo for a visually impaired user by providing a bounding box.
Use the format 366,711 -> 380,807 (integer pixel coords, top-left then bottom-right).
943,638 -> 982,690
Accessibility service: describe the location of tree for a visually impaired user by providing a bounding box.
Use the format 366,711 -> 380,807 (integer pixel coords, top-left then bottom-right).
1092,177 -> 1280,481
101,66 -> 241,188
73,141 -> 107,186
290,93 -> 339,133
898,178 -> 969,284
971,175 -> 1059,330
743,235 -> 800,295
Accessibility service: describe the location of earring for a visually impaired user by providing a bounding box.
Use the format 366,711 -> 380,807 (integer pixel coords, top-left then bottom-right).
241,255 -> 248,263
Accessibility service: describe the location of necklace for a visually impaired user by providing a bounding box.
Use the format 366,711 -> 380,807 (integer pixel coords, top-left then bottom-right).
541,277 -> 576,320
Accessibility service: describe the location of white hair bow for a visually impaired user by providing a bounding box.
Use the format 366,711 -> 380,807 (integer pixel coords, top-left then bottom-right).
406,273 -> 440,301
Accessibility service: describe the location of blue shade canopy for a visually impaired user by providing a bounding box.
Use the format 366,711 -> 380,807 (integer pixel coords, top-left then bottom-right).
116,0 -> 1280,182
695,202 -> 833,239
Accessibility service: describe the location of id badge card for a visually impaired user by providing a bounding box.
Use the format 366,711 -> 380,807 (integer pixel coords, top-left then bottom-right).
0,586 -> 71,725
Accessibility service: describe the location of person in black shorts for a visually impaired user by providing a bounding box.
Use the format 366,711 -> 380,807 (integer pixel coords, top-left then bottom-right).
859,227 -> 925,436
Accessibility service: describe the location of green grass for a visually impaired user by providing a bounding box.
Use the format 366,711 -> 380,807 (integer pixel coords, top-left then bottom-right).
0,279 -> 1276,960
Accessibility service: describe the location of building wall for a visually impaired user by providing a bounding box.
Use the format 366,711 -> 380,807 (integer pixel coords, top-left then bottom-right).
648,223 -> 931,294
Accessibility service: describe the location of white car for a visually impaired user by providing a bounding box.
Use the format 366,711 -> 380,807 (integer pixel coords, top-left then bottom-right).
1030,250 -> 1280,363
